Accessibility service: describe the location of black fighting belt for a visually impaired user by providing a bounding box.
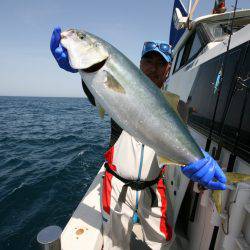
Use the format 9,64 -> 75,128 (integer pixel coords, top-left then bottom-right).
104,162 -> 164,207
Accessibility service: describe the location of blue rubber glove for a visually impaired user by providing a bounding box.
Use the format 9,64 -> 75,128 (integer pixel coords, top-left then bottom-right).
181,150 -> 227,190
50,26 -> 78,73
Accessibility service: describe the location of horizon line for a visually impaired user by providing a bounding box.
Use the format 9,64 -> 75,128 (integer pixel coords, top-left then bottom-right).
0,95 -> 86,99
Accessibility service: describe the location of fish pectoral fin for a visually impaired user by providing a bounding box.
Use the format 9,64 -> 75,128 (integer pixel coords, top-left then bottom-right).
96,103 -> 105,119
157,156 -> 183,167
104,71 -> 126,94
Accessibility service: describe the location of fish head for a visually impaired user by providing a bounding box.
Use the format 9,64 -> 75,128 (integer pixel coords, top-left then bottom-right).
60,29 -> 109,70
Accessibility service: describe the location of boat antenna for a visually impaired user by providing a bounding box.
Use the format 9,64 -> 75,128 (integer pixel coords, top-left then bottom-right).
205,0 -> 239,156
188,0 -> 193,14
187,0 -> 200,29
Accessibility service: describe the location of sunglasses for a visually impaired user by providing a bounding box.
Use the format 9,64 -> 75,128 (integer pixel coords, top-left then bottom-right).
142,41 -> 172,57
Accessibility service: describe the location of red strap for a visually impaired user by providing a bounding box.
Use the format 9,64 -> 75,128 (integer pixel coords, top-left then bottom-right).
102,146 -> 116,214
104,145 -> 114,164
157,178 -> 172,241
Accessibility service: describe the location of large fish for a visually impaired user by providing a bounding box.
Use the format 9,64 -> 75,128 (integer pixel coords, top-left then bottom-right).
60,29 -> 204,165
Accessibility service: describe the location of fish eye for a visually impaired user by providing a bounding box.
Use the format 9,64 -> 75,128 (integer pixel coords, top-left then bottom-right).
77,32 -> 86,40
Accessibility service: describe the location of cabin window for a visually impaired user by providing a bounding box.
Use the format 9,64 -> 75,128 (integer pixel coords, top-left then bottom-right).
207,22 -> 247,41
187,42 -> 250,163
188,33 -> 203,61
221,82 -> 250,161
187,56 -> 223,132
173,30 -> 204,73
174,46 -> 185,72
207,23 -> 228,41
219,46 -> 250,161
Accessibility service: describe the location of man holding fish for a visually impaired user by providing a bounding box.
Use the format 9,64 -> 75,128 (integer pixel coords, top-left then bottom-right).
50,27 -> 226,249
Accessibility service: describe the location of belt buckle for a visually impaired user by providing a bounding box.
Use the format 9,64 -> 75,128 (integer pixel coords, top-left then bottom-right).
125,180 -> 144,190
128,181 -> 138,190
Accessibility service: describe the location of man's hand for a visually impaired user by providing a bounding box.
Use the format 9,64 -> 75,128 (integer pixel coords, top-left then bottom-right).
181,150 -> 227,190
50,26 -> 78,73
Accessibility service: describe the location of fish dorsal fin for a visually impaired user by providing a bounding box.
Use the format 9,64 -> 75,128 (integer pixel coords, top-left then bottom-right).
96,102 -> 105,119
104,71 -> 126,94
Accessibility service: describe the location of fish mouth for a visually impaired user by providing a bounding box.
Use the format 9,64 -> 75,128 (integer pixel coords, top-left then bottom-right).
82,58 -> 108,73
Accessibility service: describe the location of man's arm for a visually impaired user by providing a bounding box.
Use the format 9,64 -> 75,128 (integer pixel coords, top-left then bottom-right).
82,80 -> 122,146
81,80 -> 96,106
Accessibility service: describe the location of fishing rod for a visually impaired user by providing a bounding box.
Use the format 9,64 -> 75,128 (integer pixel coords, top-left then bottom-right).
205,0 -> 239,155
191,0 -> 239,232
213,0 -> 241,161
226,45 -> 250,171
208,2 -> 244,249
208,41 -> 250,249
189,0 -> 200,20
188,0 -> 193,14
187,0 -> 200,29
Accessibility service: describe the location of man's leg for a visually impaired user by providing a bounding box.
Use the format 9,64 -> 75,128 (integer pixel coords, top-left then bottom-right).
138,180 -> 173,250
102,176 -> 134,250
103,200 -> 134,250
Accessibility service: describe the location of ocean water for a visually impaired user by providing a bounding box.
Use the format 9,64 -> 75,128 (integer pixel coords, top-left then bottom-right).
0,96 -> 110,250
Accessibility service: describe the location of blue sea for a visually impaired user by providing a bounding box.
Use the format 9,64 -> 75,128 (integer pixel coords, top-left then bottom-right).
0,96 -> 110,250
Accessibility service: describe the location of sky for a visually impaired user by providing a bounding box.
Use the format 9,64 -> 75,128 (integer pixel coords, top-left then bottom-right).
0,0 -> 249,97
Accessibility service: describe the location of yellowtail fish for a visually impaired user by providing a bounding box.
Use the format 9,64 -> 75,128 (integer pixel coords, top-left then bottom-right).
60,29 -> 204,165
